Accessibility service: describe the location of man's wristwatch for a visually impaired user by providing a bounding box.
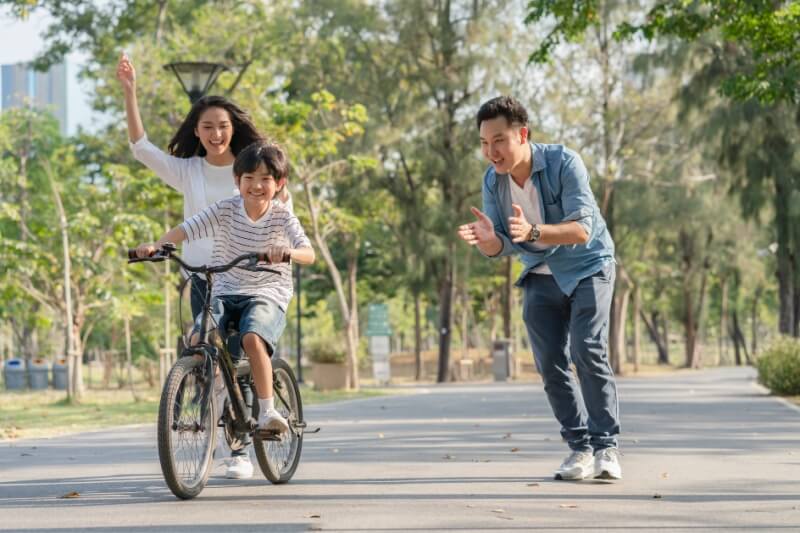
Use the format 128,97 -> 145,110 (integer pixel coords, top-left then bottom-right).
527,224 -> 541,243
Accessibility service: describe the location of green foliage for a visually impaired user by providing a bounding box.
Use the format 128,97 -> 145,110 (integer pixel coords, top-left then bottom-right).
527,0 -> 800,103
302,300 -> 346,364
756,337 -> 800,395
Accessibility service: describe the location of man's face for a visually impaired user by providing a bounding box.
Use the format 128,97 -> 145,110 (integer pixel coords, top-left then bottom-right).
479,117 -> 528,175
236,163 -> 284,215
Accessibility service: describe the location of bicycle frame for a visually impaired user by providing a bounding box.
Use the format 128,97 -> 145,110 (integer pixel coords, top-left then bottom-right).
129,243 -> 285,435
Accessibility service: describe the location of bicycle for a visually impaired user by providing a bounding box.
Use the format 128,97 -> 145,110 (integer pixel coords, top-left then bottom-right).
127,242 -> 306,499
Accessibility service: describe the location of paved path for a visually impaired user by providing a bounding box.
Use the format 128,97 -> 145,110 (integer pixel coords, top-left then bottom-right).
1,367 -> 799,532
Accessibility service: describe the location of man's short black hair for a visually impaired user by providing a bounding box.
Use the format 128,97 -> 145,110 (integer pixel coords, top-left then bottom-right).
233,140 -> 289,180
476,96 -> 529,131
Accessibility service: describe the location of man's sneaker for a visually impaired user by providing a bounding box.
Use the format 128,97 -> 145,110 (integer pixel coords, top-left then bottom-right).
594,447 -> 622,480
258,408 -> 289,434
554,450 -> 595,480
225,455 -> 254,479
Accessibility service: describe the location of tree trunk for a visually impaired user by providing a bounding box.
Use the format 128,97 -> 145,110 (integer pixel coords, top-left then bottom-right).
688,255 -> 711,369
437,250 -> 454,383
124,314 -> 139,400
503,256 -> 512,340
719,276 -> 729,365
730,310 -> 751,365
642,310 -> 668,364
302,178 -> 360,390
346,253 -> 360,390
609,263 -> 630,375
631,285 -> 641,373
48,165 -> 83,401
751,286 -> 762,358
414,291 -> 422,381
775,176 -> 795,335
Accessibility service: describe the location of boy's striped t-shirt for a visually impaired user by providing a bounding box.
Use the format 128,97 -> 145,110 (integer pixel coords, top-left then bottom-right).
180,195 -> 311,310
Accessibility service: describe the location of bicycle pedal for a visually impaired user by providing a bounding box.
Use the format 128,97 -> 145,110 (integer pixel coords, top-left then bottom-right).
255,428 -> 283,441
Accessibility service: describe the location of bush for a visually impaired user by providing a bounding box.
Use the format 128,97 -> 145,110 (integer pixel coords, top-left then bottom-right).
306,343 -> 346,364
756,337 -> 800,395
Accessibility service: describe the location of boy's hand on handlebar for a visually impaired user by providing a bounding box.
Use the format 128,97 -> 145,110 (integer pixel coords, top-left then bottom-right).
135,243 -> 157,258
264,245 -> 291,263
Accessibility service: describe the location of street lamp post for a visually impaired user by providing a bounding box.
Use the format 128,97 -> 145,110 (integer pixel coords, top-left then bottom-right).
295,263 -> 303,383
162,61 -> 229,104
160,61 -> 229,383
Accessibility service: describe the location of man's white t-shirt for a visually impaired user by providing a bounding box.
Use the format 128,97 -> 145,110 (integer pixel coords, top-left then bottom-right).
509,176 -> 552,275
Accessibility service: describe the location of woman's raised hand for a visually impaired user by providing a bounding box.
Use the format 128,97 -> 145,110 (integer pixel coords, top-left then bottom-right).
116,53 -> 136,93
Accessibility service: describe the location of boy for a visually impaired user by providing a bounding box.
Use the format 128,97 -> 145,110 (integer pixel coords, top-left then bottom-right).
136,140 -> 315,433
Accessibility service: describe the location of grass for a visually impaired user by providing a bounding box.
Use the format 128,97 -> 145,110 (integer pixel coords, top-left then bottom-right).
785,396 -> 800,408
0,384 -> 393,441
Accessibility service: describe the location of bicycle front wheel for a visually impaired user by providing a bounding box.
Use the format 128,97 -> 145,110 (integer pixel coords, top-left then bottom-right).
253,358 -> 303,484
157,356 -> 217,499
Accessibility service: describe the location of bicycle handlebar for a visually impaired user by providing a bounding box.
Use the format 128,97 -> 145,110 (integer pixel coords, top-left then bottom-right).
126,243 -> 288,275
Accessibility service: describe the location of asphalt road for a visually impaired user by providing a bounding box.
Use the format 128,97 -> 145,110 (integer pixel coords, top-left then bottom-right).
1,366 -> 799,532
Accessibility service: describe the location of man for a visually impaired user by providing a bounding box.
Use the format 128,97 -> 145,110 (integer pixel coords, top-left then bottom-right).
458,96 -> 621,480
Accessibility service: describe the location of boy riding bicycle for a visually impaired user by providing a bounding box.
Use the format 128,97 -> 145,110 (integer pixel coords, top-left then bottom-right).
135,140 -> 315,434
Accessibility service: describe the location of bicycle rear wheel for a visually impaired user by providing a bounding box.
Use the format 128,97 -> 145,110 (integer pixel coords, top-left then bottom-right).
157,356 -> 216,499
253,358 -> 303,483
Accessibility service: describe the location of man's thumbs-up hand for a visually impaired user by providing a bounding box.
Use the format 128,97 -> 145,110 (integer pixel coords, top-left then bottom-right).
509,203 -> 533,243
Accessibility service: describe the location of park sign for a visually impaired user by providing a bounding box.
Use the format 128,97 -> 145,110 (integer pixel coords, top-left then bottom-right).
366,303 -> 392,337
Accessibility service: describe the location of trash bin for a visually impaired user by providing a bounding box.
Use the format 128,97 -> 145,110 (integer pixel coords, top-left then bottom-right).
28,358 -> 51,389
53,358 -> 68,390
491,339 -> 511,381
3,359 -> 27,390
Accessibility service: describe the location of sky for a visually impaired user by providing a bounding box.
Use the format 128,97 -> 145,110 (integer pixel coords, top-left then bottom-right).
0,9 -> 96,135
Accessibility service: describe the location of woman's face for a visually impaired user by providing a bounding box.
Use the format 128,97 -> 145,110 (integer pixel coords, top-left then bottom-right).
194,106 -> 234,158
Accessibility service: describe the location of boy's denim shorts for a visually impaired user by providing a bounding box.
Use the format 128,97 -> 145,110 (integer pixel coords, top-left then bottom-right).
193,294 -> 287,354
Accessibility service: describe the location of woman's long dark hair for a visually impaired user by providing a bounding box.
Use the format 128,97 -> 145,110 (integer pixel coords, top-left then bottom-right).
167,95 -> 263,158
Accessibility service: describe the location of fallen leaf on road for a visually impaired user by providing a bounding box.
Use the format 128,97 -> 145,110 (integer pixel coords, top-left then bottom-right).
496,516 -> 513,520
443,454 -> 455,460
653,493 -> 662,499
527,483 -> 540,487
20,453 -> 32,457
559,504 -> 578,509
661,472 -> 669,479
491,509 -> 505,514
502,433 -> 512,439
510,447 -> 520,452
465,504 -> 475,508
60,492 -> 80,499
306,514 -> 321,519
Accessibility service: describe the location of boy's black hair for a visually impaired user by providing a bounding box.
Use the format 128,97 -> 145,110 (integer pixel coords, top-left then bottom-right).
233,141 -> 290,181
168,95 -> 263,158
475,96 -> 529,130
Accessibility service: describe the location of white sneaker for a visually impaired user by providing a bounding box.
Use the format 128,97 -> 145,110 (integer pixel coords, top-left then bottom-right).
225,455 -> 254,479
594,448 -> 622,480
554,450 -> 595,480
258,408 -> 289,434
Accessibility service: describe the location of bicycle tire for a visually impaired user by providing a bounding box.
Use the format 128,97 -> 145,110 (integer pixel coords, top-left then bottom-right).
157,356 -> 217,499
253,358 -> 304,484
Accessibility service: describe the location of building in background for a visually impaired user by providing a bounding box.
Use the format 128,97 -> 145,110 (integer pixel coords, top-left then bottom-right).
1,61 -> 68,134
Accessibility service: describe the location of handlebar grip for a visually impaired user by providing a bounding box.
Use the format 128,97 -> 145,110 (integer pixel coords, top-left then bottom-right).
256,251 -> 291,263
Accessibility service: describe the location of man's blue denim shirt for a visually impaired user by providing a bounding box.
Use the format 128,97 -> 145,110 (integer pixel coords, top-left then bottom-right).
481,142 -> 615,296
